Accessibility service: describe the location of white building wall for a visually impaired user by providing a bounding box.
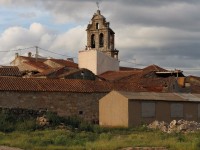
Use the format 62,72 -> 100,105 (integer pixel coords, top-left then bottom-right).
78,50 -> 119,75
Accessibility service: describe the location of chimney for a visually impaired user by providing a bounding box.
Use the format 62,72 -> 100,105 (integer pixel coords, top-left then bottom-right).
28,52 -> 32,57
15,53 -> 19,59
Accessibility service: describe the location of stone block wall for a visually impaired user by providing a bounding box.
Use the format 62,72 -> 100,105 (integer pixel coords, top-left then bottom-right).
0,91 -> 107,123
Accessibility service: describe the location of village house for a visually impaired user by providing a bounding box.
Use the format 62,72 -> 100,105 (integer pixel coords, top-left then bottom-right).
99,91 -> 200,127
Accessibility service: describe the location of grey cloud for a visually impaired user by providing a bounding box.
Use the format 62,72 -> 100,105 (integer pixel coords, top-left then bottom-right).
1,0 -> 200,75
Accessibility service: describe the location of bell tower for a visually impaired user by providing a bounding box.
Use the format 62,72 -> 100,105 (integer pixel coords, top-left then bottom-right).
78,8 -> 120,75
86,9 -> 119,59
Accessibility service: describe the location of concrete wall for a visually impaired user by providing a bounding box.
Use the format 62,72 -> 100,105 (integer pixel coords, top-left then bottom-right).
99,92 -> 128,127
78,50 -> 119,75
129,100 -> 199,126
0,91 -> 106,123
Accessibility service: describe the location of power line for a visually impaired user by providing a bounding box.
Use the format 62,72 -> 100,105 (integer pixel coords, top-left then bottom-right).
120,59 -> 200,72
1,46 -> 200,72
120,60 -> 147,67
0,46 -> 78,59
0,46 -> 35,53
37,46 -> 78,59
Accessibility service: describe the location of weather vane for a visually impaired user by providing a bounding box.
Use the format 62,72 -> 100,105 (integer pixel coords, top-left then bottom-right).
96,1 -> 100,10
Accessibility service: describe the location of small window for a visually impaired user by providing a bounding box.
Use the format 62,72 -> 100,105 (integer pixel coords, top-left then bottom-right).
141,102 -> 155,117
96,23 -> 99,29
171,103 -> 183,118
79,111 -> 83,115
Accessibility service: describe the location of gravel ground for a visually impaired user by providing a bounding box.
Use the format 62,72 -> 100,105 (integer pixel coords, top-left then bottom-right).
0,146 -> 23,150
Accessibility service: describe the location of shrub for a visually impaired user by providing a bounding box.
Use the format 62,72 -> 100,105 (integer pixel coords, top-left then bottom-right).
54,135 -> 69,146
15,119 -> 36,131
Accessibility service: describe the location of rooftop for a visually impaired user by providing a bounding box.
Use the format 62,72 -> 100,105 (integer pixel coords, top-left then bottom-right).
47,59 -> 78,68
115,91 -> 200,102
0,66 -> 22,77
0,77 -> 112,93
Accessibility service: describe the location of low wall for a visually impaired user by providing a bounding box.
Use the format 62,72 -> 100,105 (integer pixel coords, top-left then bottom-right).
0,91 -> 106,123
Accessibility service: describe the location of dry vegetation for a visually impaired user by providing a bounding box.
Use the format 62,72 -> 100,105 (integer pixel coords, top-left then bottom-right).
0,111 -> 200,150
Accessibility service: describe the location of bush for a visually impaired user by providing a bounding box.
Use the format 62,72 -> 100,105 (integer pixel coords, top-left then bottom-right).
15,119 -> 36,131
0,110 -> 37,132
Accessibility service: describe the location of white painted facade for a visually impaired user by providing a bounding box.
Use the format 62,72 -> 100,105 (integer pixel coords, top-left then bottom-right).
78,50 -> 119,75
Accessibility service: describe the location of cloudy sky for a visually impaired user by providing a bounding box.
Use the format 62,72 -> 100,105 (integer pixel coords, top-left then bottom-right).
0,0 -> 200,75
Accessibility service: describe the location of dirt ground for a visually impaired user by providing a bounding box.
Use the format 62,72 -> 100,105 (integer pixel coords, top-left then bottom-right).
0,146 -> 23,150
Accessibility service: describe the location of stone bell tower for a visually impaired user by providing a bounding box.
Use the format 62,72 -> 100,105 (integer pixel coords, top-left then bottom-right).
86,9 -> 119,59
78,9 -> 119,75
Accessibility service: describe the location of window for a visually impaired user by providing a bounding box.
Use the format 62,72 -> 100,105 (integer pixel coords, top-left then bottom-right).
96,23 -> 99,29
171,103 -> 183,118
99,33 -> 104,47
141,102 -> 155,117
91,34 -> 95,48
79,111 -> 83,115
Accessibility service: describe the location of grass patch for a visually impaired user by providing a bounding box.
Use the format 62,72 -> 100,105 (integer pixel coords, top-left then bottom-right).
0,110 -> 199,149
0,129 -> 199,150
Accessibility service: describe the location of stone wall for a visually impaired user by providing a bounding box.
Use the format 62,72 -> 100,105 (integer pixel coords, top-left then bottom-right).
0,91 -> 107,123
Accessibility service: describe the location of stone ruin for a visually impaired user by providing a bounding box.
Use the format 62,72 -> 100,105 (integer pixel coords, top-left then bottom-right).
148,120 -> 200,133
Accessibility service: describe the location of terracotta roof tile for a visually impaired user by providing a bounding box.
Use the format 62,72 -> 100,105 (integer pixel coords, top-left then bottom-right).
24,61 -> 52,72
143,64 -> 168,72
99,70 -> 142,82
0,66 -> 22,77
0,77 -> 112,93
49,59 -> 78,68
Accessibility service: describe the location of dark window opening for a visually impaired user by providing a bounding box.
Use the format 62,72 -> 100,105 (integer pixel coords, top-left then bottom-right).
91,34 -> 95,48
79,111 -> 83,115
99,33 -> 104,48
96,23 -> 99,29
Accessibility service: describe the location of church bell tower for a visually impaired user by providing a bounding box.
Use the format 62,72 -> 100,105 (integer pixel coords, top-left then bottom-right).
86,9 -> 119,59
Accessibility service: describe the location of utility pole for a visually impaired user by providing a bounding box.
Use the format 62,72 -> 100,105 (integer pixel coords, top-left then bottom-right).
35,46 -> 38,62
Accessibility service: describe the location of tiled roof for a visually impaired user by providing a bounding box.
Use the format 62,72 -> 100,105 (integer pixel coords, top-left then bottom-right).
143,64 -> 168,72
112,82 -> 146,92
24,61 -> 52,72
99,65 -> 169,82
58,68 -> 88,78
34,67 -> 63,77
191,85 -> 200,93
0,66 -> 22,77
99,70 -> 142,82
34,67 -> 78,77
0,77 -> 112,93
116,91 -> 200,102
48,59 -> 78,68
20,56 -> 47,62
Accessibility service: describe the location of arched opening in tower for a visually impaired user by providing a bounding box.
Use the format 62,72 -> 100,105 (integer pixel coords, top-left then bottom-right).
99,33 -> 104,48
91,34 -> 95,48
96,23 -> 99,29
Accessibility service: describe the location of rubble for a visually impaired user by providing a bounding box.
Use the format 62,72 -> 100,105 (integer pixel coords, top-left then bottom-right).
148,120 -> 200,133
36,116 -> 49,126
